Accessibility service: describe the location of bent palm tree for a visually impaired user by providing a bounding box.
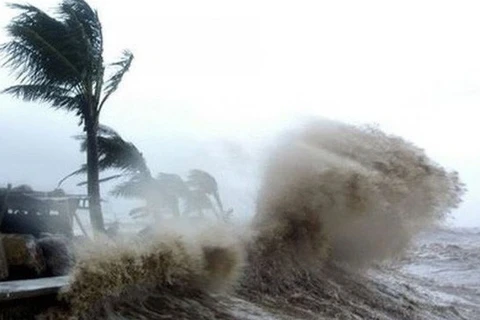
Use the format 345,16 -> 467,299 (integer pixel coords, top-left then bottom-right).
61,127 -> 187,221
62,128 -> 229,221
1,0 -> 134,233
187,169 -> 227,219
58,125 -> 150,188
60,125 -> 159,216
111,172 -> 189,221
0,184 -> 12,227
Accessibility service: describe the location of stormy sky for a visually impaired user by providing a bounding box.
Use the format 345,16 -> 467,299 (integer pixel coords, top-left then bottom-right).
0,0 -> 478,226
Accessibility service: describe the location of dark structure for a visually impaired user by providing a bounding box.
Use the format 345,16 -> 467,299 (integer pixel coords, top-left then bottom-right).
0,186 -> 88,238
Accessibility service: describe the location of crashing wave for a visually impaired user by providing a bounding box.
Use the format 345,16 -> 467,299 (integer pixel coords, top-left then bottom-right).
47,119 -> 465,319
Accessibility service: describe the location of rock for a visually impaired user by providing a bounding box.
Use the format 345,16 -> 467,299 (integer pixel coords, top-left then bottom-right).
37,234 -> 74,276
1,234 -> 46,279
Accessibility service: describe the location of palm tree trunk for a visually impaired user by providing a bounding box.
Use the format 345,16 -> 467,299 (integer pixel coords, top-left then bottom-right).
86,124 -> 105,234
0,184 -> 12,227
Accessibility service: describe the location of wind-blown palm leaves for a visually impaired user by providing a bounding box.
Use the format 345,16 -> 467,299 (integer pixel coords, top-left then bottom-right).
1,0 -> 134,233
61,127 -> 230,221
187,169 -> 227,219
86,125 -> 150,177
60,124 -> 153,194
58,125 -> 149,188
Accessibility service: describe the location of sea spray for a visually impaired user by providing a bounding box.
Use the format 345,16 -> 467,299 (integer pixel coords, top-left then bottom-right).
50,119 -> 465,319
60,221 -> 244,318
252,119 -> 465,267
238,120 -> 465,319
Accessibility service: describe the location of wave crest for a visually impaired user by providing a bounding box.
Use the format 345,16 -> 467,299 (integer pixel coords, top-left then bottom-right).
51,119 -> 466,319
252,120 -> 465,267
61,223 -> 244,317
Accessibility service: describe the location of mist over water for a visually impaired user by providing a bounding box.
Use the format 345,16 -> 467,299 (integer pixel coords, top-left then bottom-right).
52,119 -> 466,319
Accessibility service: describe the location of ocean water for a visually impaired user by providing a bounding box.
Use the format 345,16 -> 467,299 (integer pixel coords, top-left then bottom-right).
42,119 -> 475,319
52,225 -> 480,320
392,227 -> 480,318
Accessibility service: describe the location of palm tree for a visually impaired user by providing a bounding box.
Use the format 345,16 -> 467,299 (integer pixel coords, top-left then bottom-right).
111,172 -> 189,221
59,125 -> 160,218
58,125 -> 151,187
59,126 -> 187,221
1,0 -> 134,233
0,184 -> 12,227
61,127 -> 229,222
187,169 -> 226,219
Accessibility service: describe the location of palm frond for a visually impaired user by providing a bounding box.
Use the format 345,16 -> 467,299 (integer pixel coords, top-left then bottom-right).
2,3 -> 84,87
96,124 -> 118,136
184,189 -> 214,213
76,174 -> 125,186
57,166 -> 86,188
59,0 -> 104,100
110,175 -> 153,199
3,84 -> 68,101
129,206 -> 148,219
97,131 -> 148,174
2,85 -> 86,112
59,0 -> 103,61
1,0 -> 108,121
99,50 -> 134,111
76,125 -> 149,174
187,169 -> 218,195
156,173 -> 189,197
187,169 -> 225,212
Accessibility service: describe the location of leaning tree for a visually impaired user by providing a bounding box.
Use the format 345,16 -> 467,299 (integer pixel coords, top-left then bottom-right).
1,0 -> 134,233
59,126 -> 230,221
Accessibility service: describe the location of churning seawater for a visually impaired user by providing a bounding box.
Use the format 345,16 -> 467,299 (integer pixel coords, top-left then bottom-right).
41,119 -> 477,320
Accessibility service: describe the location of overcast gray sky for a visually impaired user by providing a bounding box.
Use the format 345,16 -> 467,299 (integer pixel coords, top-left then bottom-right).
0,0 -> 478,226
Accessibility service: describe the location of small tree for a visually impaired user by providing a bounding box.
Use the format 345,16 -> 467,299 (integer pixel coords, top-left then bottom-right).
1,0 -> 134,233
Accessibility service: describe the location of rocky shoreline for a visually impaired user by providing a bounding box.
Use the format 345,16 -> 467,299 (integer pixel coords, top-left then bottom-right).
0,233 -> 75,281
0,233 -> 76,319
